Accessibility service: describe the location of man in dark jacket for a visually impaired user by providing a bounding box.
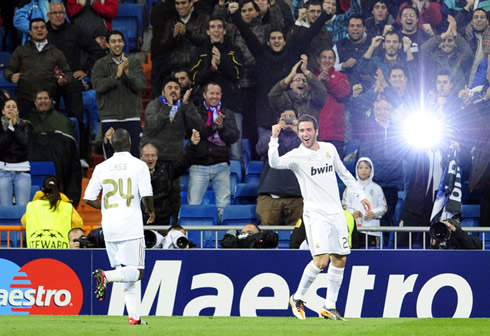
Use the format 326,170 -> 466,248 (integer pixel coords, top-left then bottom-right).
4,18 -> 72,117
150,0 -> 209,98
190,16 -> 244,113
187,82 -> 239,220
26,90 -> 81,205
255,108 -> 302,226
230,7 -> 333,138
140,136 -> 199,227
46,2 -> 104,161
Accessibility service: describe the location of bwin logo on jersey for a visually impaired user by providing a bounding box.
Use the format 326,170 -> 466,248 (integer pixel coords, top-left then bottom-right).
311,164 -> 333,176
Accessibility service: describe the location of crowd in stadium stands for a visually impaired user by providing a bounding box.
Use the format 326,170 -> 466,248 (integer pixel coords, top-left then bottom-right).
1,0 -> 490,248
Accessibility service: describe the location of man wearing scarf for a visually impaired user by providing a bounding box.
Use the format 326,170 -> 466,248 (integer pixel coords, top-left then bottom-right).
187,83 -> 240,221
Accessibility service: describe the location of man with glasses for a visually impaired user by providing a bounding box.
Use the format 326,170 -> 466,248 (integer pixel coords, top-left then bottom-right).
397,6 -> 431,63
268,54 -> 326,122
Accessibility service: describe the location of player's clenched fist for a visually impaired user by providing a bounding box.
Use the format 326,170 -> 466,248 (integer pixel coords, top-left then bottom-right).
271,124 -> 282,138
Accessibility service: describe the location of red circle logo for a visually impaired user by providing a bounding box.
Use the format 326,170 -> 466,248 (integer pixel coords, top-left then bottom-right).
10,259 -> 83,315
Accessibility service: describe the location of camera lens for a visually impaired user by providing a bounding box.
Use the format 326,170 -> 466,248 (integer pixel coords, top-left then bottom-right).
176,236 -> 188,248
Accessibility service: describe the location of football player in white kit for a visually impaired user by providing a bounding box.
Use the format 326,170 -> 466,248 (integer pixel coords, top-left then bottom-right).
269,114 -> 371,321
84,129 -> 155,325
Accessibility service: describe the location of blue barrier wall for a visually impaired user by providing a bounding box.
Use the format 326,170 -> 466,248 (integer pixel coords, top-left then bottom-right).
0,249 -> 489,318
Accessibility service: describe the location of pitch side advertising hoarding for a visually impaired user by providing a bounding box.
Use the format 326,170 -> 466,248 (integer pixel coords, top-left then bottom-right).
0,249 -> 489,318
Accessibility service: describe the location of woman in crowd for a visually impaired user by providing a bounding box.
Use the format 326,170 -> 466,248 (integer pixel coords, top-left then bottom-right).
0,98 -> 33,205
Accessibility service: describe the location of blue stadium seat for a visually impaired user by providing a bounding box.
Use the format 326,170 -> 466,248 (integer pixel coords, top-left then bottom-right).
112,4 -> 144,50
244,160 -> 263,184
180,189 -> 216,205
178,204 -> 218,248
0,205 -> 26,247
229,160 -> 242,201
233,183 -> 258,205
30,185 -> 40,201
0,52 -> 17,98
222,204 -> 258,226
180,173 -> 189,191
277,231 -> 291,249
30,161 -> 56,190
462,205 -> 480,238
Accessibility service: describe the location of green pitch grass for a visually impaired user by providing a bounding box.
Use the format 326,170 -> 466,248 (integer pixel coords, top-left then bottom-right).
1,316 -> 489,336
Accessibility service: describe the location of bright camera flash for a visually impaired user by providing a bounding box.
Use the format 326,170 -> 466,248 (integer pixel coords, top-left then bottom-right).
403,112 -> 443,149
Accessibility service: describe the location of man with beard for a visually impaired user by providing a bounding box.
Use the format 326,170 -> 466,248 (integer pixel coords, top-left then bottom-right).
141,77 -> 203,225
91,30 -> 146,158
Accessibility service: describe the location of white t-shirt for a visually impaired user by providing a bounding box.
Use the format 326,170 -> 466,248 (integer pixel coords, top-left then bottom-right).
268,138 -> 365,214
84,152 -> 153,242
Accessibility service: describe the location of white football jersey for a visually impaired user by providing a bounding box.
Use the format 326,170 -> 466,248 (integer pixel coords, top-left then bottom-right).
84,152 -> 153,242
269,138 -> 365,214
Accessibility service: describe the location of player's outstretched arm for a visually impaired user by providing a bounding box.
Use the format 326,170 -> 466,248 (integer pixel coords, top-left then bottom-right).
142,196 -> 155,224
84,199 -> 101,209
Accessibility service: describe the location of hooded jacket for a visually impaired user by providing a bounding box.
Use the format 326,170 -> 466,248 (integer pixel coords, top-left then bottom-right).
342,157 -> 387,236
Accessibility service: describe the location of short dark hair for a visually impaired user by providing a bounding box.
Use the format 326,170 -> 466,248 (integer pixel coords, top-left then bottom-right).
436,69 -> 453,82
203,82 -> 221,93
278,107 -> 297,120
240,0 -> 260,13
34,89 -> 51,101
266,28 -> 284,41
370,0 -> 390,12
297,114 -> 318,130
384,31 -> 400,41
208,16 -> 225,29
389,65 -> 406,77
305,0 -> 322,9
317,48 -> 335,60
161,76 -> 180,91
400,6 -> 419,19
29,18 -> 46,31
108,30 -> 124,41
473,8 -> 488,19
348,14 -> 364,26
111,128 -> 131,152
172,68 -> 191,77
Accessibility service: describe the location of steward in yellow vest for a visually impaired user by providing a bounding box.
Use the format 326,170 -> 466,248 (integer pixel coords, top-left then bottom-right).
21,176 -> 83,248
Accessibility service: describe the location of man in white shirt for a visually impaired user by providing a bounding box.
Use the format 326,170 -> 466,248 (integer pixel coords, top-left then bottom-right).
268,114 -> 371,321
83,128 -> 154,325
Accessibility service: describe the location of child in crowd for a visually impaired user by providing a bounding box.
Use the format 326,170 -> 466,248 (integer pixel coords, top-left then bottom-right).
342,157 -> 387,247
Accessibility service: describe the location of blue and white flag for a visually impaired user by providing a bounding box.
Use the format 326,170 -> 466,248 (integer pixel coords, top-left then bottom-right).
430,148 -> 462,223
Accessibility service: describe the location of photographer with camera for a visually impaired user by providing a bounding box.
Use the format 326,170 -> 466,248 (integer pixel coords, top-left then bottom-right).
255,107 -> 303,226
430,219 -> 482,249
220,223 -> 278,248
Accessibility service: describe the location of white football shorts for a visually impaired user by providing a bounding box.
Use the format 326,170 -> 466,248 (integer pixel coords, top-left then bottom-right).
303,209 -> 351,256
105,237 -> 145,269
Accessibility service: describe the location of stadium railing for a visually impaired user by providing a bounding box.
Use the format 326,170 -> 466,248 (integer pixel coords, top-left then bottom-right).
2,225 -> 490,250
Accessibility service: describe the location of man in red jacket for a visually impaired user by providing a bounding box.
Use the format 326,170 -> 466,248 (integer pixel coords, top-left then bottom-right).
312,48 -> 351,158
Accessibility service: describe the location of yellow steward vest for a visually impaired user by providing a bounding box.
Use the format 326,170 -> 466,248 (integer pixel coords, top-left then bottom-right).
25,200 -> 73,249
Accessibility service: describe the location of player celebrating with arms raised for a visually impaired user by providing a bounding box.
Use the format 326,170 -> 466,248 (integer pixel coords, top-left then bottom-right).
268,114 -> 371,321
83,128 -> 154,325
